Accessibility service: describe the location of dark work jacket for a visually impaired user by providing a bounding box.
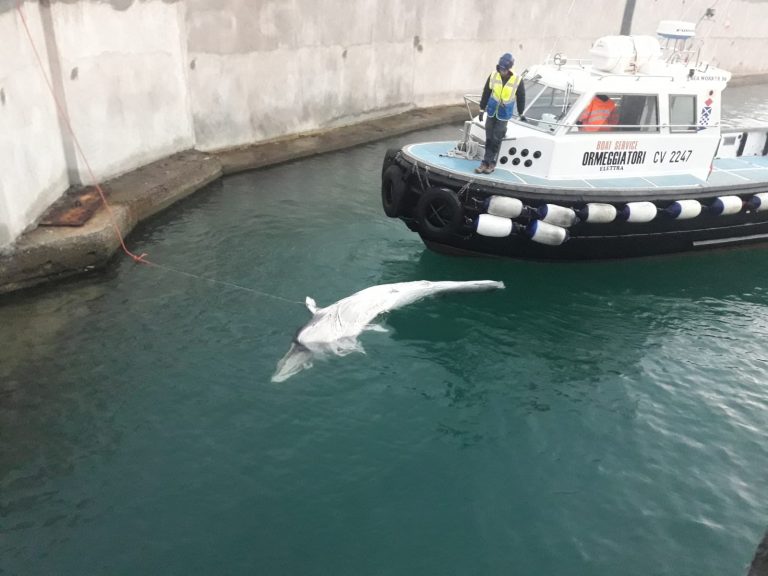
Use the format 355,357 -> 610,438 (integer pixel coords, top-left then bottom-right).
480,73 -> 526,117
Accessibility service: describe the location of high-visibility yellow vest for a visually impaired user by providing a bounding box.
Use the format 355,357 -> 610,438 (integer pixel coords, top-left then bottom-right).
486,71 -> 518,120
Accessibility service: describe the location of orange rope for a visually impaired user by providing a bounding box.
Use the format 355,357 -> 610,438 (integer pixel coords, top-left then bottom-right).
16,0 -> 147,264
15,1 -> 301,304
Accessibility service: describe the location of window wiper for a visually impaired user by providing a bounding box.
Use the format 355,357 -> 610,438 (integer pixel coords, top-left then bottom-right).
559,81 -> 573,120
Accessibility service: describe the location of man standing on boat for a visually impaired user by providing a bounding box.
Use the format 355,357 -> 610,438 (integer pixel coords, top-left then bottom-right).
476,53 -> 526,174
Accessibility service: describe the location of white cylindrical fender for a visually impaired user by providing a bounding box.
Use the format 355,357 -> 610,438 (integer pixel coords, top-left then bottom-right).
664,199 -> 702,220
486,195 -> 524,219
578,203 -> 617,224
619,201 -> 657,223
537,204 -> 578,227
526,220 -> 569,246
475,213 -> 514,237
710,195 -> 743,216
748,193 -> 768,212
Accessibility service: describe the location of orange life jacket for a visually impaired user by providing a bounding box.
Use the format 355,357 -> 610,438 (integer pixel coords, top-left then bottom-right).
578,98 -> 618,132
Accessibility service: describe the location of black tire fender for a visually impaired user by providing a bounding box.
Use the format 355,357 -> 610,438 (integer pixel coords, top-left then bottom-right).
381,165 -> 407,218
416,187 -> 464,239
382,148 -> 400,178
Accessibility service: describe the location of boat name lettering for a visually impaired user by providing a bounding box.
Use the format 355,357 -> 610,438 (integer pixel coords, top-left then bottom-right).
691,74 -> 728,81
596,140 -> 639,151
653,150 -> 692,164
581,150 -> 647,169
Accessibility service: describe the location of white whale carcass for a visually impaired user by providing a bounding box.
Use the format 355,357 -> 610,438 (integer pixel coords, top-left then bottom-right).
271,280 -> 505,382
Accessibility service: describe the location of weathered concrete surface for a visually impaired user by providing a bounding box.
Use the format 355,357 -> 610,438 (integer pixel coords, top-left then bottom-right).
184,0 -> 630,151
631,0 -> 768,77
104,150 -> 222,222
1,0 -> 194,250
217,104 -> 466,174
731,73 -> 768,87
0,150 -> 221,294
48,0 -> 195,181
0,205 -> 134,294
0,2 -> 70,247
0,105 -> 464,295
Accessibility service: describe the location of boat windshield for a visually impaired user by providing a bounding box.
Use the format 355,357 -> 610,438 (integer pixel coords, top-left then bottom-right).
520,78 -> 580,132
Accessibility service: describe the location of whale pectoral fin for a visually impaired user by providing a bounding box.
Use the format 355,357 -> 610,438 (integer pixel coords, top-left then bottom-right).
364,324 -> 388,333
305,296 -> 318,314
333,338 -> 366,356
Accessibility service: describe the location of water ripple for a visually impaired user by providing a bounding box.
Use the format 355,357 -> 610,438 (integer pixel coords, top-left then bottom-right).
2,95 -> 768,576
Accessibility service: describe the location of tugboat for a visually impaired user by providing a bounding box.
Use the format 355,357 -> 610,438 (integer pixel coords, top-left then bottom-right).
380,21 -> 768,259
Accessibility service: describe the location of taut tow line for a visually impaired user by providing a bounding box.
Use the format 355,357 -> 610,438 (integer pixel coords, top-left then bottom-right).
140,260 -> 302,304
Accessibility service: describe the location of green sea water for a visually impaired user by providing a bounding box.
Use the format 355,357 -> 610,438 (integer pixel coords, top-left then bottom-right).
2,87 -> 768,575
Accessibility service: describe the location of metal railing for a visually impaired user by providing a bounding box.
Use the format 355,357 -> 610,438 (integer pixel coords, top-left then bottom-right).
544,56 -> 592,68
462,95 -> 720,132
596,74 -> 676,81
463,94 -> 481,120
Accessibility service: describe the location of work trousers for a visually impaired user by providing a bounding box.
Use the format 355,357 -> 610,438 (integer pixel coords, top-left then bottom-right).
483,115 -> 508,166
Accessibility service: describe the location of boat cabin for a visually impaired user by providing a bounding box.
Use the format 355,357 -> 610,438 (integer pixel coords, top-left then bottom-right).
382,19 -> 768,260
466,20 -> 731,182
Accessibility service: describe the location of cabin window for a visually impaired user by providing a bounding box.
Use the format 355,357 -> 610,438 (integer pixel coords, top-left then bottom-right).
521,79 -> 580,132
569,94 -> 659,133
669,95 -> 697,132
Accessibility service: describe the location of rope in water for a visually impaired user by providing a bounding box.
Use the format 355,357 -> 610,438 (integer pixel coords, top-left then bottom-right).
140,261 -> 303,304
15,1 -> 300,304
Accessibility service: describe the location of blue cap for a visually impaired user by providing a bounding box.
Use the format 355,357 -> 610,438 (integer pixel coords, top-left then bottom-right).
498,53 -> 514,70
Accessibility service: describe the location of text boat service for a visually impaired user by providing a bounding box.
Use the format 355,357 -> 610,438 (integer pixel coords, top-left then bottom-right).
380,21 -> 768,259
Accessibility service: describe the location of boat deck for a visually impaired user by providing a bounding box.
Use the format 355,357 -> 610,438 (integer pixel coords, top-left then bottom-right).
403,141 -> 768,191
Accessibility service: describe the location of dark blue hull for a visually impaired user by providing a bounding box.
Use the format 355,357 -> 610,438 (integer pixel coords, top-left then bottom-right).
381,146 -> 768,260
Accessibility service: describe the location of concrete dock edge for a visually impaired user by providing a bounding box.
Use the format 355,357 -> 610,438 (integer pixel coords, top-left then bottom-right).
0,104 -> 466,295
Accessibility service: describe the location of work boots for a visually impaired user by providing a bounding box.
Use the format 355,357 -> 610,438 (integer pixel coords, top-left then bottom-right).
474,162 -> 496,174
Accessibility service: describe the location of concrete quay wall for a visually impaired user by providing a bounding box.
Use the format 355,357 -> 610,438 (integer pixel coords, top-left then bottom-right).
2,0 -> 768,256
184,0 -> 628,150
1,0 -> 193,248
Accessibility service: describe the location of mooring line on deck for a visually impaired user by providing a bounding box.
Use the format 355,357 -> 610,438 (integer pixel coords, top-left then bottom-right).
16,1 -> 302,306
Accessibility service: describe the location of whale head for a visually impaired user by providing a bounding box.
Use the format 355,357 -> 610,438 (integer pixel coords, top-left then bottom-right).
271,341 -> 315,383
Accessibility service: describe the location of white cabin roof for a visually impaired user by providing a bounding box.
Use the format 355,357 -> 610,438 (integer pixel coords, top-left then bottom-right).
530,26 -> 731,96
527,61 -> 730,96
